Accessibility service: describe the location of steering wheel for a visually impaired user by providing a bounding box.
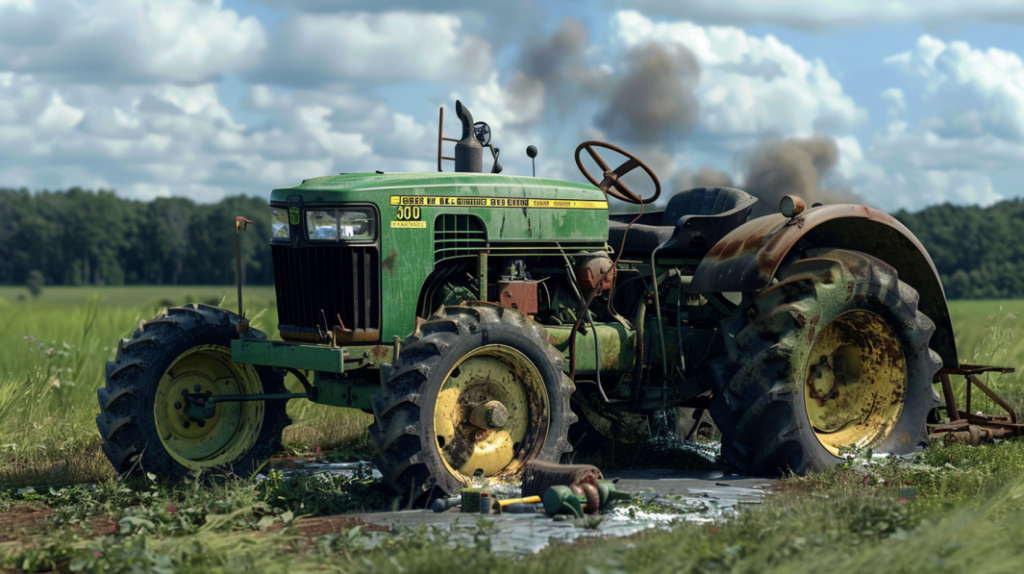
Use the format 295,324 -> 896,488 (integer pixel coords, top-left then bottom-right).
574,141 -> 661,205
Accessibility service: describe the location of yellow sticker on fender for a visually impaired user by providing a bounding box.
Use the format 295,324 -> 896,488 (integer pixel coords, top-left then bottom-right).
391,221 -> 427,228
389,196 -> 608,209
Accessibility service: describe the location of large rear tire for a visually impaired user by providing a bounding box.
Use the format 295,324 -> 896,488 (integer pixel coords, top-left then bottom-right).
96,304 -> 291,480
369,304 -> 576,499
709,249 -> 942,475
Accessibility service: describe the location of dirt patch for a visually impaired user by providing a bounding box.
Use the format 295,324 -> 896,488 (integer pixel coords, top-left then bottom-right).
295,515 -> 387,537
0,505 -> 52,542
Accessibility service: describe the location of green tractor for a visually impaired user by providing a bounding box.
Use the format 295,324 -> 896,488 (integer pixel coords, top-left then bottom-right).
97,101 -> 956,498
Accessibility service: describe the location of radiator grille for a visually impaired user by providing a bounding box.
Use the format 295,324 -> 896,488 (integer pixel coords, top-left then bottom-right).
434,214 -> 487,262
272,244 -> 380,336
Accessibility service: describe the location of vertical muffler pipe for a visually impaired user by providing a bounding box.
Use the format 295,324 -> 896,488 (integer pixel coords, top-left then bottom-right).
454,100 -> 482,173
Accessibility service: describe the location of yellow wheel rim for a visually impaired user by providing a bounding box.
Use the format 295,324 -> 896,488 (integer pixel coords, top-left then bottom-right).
154,344 -> 265,469
432,345 -> 549,481
805,311 -> 906,455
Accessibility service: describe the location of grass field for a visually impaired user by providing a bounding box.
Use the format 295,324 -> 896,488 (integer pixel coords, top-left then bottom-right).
2,286 -> 1024,572
0,285 -> 369,488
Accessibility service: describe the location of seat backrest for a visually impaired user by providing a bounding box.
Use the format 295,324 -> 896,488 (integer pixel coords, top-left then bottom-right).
662,187 -> 756,226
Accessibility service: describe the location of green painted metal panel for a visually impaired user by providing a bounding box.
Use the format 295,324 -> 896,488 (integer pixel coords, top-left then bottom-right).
231,339 -> 346,373
268,172 -> 611,340
312,373 -> 375,410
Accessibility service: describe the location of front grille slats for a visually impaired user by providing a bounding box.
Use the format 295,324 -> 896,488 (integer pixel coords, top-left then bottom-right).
272,244 -> 380,337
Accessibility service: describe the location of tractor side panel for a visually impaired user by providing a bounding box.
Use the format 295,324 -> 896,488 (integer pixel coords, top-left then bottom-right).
689,204 -> 958,368
379,182 -> 609,339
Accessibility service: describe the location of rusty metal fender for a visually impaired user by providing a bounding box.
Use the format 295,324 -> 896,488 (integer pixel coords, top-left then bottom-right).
689,204 -> 958,368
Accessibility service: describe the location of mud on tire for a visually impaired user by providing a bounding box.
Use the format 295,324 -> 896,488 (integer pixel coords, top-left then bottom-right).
96,304 -> 291,480
369,304 -> 577,500
709,248 -> 942,475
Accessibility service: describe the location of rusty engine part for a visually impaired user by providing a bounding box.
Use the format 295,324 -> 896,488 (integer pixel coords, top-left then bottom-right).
496,258 -> 540,314
498,281 -> 539,314
574,252 -> 615,292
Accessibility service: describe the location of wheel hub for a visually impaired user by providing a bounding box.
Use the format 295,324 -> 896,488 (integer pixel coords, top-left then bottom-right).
154,344 -> 265,468
432,345 -> 549,480
804,311 -> 907,455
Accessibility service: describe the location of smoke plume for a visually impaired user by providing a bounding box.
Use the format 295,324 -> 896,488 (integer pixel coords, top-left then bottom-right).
595,42 -> 701,145
741,136 -> 862,216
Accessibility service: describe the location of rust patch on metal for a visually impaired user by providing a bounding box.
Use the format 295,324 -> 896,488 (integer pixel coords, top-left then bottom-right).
369,345 -> 390,359
497,280 -> 539,315
382,249 -> 398,276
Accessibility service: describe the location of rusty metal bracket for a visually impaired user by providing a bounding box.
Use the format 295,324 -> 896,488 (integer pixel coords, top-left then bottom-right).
930,363 -> 1021,445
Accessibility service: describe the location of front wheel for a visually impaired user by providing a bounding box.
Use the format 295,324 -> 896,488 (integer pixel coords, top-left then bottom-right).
96,304 -> 292,479
709,248 -> 942,475
369,304 -> 576,499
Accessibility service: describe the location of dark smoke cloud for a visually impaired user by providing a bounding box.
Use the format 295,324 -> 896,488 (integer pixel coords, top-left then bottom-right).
741,136 -> 863,216
692,166 -> 733,188
595,42 -> 701,145
515,19 -> 606,113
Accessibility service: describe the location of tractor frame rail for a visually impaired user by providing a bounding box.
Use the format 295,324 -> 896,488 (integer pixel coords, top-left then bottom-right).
929,363 -> 1021,446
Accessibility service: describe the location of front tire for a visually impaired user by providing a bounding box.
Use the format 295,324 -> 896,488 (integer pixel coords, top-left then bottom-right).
709,249 -> 942,475
369,304 -> 576,499
96,304 -> 291,480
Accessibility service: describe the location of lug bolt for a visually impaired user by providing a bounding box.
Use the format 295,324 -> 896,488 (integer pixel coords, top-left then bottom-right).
174,402 -> 182,410
194,384 -> 202,392
197,420 -> 206,428
181,389 -> 188,396
183,420 -> 191,429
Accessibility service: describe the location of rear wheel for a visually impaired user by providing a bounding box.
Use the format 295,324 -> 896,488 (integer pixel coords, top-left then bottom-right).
709,248 -> 942,475
369,304 -> 576,499
97,304 -> 291,479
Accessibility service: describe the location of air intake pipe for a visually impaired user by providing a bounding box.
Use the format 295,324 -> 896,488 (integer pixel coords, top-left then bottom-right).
454,100 -> 483,173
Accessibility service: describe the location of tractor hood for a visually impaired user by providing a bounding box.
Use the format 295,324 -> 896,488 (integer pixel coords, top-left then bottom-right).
270,172 -> 609,244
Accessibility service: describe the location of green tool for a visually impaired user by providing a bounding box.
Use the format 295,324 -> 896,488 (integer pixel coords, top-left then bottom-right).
542,480 -> 632,517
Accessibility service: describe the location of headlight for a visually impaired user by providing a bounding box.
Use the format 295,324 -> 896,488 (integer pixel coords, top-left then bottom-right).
306,208 -> 375,241
271,207 -> 289,240
306,210 -> 338,240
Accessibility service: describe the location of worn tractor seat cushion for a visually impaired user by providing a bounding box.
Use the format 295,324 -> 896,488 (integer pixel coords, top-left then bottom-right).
608,187 -> 756,255
662,187 -> 753,226
608,221 -> 673,254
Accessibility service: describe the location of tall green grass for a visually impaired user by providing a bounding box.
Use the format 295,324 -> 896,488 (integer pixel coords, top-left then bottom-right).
0,287 -> 368,487
0,288 -> 1021,487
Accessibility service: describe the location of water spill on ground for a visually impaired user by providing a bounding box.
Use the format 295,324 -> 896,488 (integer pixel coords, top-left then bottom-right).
269,441 -> 776,554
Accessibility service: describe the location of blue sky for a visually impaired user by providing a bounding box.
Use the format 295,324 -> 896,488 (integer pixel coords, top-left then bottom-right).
3,0 -> 1024,212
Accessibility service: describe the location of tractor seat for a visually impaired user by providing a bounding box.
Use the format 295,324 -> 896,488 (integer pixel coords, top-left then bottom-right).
607,187 -> 757,256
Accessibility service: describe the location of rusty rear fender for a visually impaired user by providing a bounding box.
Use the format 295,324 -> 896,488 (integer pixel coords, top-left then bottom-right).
689,204 -> 957,368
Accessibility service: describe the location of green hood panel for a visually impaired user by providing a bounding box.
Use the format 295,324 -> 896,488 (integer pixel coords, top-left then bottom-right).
270,172 -> 611,340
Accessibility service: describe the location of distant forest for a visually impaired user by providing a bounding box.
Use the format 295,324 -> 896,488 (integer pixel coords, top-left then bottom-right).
0,187 -> 1020,299
0,188 -> 274,287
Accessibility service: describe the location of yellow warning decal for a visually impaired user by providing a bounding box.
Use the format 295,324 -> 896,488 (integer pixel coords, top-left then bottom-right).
389,196 -> 608,210
391,220 -> 427,228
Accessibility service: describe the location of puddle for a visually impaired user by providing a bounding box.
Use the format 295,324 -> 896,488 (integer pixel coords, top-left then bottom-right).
272,440 -> 773,554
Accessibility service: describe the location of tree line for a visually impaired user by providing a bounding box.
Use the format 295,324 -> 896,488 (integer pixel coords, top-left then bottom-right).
0,187 -> 1022,299
0,188 -> 275,287
894,199 -> 1024,299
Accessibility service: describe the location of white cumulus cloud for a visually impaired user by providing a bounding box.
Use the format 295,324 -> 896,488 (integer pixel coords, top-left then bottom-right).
611,11 -> 866,146
0,0 -> 267,84
250,11 -> 494,85
621,0 -> 1024,29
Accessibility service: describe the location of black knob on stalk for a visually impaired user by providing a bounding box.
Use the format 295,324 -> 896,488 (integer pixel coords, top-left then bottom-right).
526,145 -> 538,177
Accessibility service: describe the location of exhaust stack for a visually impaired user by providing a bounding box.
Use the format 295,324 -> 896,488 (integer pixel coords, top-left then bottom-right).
454,100 -> 483,173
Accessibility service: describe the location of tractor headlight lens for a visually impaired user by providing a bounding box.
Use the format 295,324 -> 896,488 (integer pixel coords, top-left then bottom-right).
306,208 -> 375,241
338,208 -> 375,239
306,210 -> 338,241
271,207 -> 289,240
